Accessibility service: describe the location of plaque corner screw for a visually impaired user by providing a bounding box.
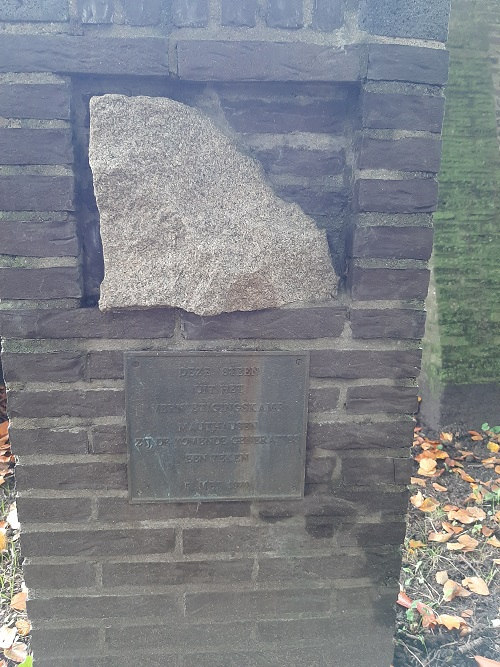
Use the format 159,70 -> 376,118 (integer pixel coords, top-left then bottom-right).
132,360 -> 140,368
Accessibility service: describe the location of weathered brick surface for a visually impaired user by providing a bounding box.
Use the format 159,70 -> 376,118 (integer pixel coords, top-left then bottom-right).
0,0 -> 68,21
30,628 -> 100,659
346,386 -> 418,414
256,147 -> 345,176
10,428 -> 88,456
87,351 -> 124,380
341,456 -> 395,485
266,0 -> 303,28
1,220 -> 79,258
0,176 -> 74,212
181,306 -> 346,340
360,0 -> 450,41
349,267 -> 430,300
0,35 -> 168,75
29,593 -> 179,621
22,527 -> 175,558
305,455 -> 336,483
394,457 -> 414,484
350,225 -> 434,259
359,138 -> 442,173
0,129 -> 73,165
103,559 -> 253,588
275,185 -> 347,216
97,497 -> 250,522
78,0 -> 113,23
350,309 -> 426,339
0,308 -> 175,339
172,0 -> 209,26
2,352 -> 84,383
312,0 -> 343,31
17,497 -> 92,524
310,349 -> 422,379
185,589 -> 330,620
336,521 -> 407,547
367,45 -> 449,85
221,0 -> 257,26
16,461 -> 126,491
123,0 -> 162,25
177,42 -> 360,82
308,420 -> 413,450
362,92 -> 445,132
309,387 -> 341,412
8,389 -> 124,419
0,84 -> 70,120
24,563 -> 96,590
355,179 -> 438,213
257,617 -> 335,643
0,267 -> 80,300
90,425 -> 126,455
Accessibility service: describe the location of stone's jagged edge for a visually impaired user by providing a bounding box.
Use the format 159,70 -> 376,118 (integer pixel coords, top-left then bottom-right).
89,94 -> 338,316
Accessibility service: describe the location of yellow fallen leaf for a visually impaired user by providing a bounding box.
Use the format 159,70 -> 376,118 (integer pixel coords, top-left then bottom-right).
432,482 -> 448,492
0,529 -> 7,552
409,539 -> 425,549
435,570 -> 449,584
462,576 -> 490,596
487,536 -> 500,548
474,657 -> 500,667
443,579 -> 471,602
429,531 -> 452,543
10,592 -> 27,612
410,477 -> 427,487
454,468 -> 475,483
3,643 -> 27,663
15,619 -> 31,637
448,507 -> 485,524
437,614 -> 467,630
420,497 -> 440,513
447,535 -> 479,552
440,432 -> 453,442
487,441 -> 500,453
418,458 -> 438,476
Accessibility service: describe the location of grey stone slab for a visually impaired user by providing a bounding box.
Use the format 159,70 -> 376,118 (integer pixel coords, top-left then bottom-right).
266,0 -> 303,28
123,0 -> 162,24
368,44 -> 449,85
177,41 -> 361,81
221,0 -> 257,26
362,92 -> 445,132
78,0 -> 113,23
360,0 -> 451,41
172,0 -> 208,26
0,129 -> 73,165
0,84 -> 70,120
90,95 -> 337,315
355,178 -> 438,213
359,138 -> 442,173
313,0 -> 343,31
0,35 -> 168,75
0,175 -> 74,211
0,267 -> 80,299
0,0 -> 68,21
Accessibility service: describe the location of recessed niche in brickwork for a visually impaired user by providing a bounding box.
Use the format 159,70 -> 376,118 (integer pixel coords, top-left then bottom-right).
73,78 -> 356,304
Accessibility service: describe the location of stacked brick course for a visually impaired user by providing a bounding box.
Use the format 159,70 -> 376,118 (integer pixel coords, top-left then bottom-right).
0,1 -> 450,665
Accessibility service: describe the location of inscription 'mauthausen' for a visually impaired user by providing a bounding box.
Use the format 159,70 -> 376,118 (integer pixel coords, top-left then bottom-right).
125,351 -> 309,503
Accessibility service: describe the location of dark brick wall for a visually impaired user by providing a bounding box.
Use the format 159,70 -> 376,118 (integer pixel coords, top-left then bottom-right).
0,1 -> 450,665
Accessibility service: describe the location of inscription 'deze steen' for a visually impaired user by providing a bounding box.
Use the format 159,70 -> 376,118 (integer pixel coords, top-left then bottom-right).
125,351 -> 309,503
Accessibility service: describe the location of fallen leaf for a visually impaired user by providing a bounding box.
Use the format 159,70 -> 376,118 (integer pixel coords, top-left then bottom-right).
418,459 -> 438,476
10,592 -> 27,612
435,570 -> 449,584
493,559 -> 500,565
15,619 -> 31,637
487,536 -> 500,548
429,531 -> 453,543
494,511 -> 500,523
409,539 -> 426,549
454,468 -> 476,483
0,529 -> 7,552
461,609 -> 474,619
6,504 -> 20,531
410,477 -> 427,487
443,579 -> 471,601
474,657 -> 500,667
4,643 -> 27,663
448,508 -> 485,524
442,521 -> 463,534
420,497 -> 441,512
447,535 -> 479,552
495,465 -> 500,474
469,431 -> 482,437
432,482 -> 448,492
0,423 -> 7,438
410,491 -> 424,508
0,624 -> 16,649
437,614 -> 467,630
482,526 -> 495,537
487,441 -> 500,453
444,504 -> 459,512
462,576 -> 490,595
397,591 -> 412,609
441,432 -> 453,442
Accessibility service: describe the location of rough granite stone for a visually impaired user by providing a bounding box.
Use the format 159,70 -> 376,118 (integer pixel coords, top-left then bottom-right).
89,95 -> 337,315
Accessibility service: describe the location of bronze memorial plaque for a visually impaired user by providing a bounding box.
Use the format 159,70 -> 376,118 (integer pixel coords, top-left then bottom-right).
125,351 -> 309,503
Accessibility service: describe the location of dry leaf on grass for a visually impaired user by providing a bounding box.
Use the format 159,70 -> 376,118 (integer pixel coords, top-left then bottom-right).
486,536 -> 500,548
0,529 -> 7,553
437,614 -> 468,630
0,625 -> 16,649
429,531 -> 452,543
409,539 -> 426,549
482,526 -> 495,537
443,579 -> 471,602
410,492 -> 440,512
442,521 -> 464,534
462,577 -> 490,596
435,570 -> 449,584
15,619 -> 31,637
447,535 -> 479,552
474,657 -> 500,667
6,504 -> 20,531
10,592 -> 27,612
4,643 -> 27,663
432,482 -> 448,492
